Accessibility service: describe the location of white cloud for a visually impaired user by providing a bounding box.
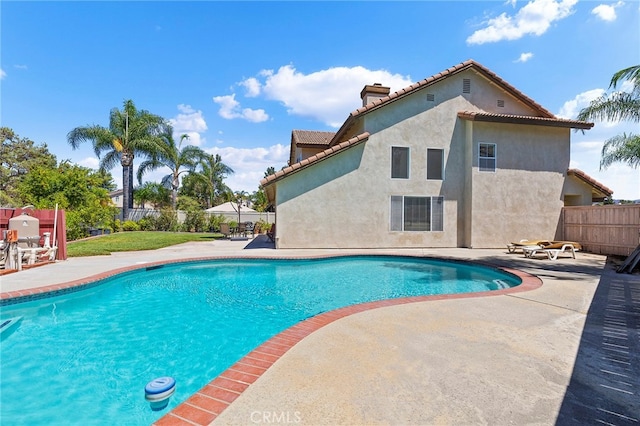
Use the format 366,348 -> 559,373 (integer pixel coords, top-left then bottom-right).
14,64 -> 28,70
212,94 -> 269,123
515,52 -> 534,62
168,104 -> 208,146
204,144 -> 289,192
467,0 -> 578,44
0,69 -> 6,80
591,2 -> 623,22
557,88 -> 605,119
244,64 -> 413,128
77,156 -> 100,169
239,77 -> 261,97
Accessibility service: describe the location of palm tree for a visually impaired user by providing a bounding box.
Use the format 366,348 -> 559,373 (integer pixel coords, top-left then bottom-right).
184,153 -> 234,208
67,100 -> 166,220
577,65 -> 640,169
136,130 -> 205,209
134,181 -> 169,209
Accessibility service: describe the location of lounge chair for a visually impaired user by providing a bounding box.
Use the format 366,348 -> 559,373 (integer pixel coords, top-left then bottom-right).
523,241 -> 580,260
266,224 -> 275,242
507,239 -> 551,253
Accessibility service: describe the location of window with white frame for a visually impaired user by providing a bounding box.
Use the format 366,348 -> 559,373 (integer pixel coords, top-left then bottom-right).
390,196 -> 444,231
479,143 -> 496,172
427,148 -> 444,180
391,146 -> 410,179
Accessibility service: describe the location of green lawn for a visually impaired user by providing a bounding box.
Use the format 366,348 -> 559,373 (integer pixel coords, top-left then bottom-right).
66,231 -> 221,257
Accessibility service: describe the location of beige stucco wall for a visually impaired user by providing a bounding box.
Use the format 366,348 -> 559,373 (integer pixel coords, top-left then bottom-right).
465,122 -> 570,247
273,70 -> 574,249
562,175 -> 594,206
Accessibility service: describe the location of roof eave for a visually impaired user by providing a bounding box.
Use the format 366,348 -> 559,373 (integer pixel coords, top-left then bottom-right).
261,132 -> 370,188
458,111 -> 594,130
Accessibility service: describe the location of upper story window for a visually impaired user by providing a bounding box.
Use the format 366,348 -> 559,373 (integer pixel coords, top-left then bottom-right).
427,149 -> 444,180
391,146 -> 410,179
295,147 -> 303,163
479,143 -> 496,172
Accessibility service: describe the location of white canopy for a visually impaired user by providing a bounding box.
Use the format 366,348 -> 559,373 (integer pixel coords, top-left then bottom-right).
205,202 -> 256,213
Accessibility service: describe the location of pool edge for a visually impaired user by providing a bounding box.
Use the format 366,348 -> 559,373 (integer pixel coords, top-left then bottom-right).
0,255 -> 542,426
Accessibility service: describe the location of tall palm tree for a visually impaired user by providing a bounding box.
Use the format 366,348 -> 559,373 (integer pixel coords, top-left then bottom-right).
67,100 -> 166,220
185,153 -> 234,208
137,130 -> 205,209
577,65 -> 640,169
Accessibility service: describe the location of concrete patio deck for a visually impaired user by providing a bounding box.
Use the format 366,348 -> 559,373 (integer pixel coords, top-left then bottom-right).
1,236 -> 638,425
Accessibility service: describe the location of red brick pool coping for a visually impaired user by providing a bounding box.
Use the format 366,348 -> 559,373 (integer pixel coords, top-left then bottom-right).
0,255 -> 542,425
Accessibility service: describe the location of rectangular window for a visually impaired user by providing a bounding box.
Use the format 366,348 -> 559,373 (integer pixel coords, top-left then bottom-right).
427,149 -> 444,180
390,196 -> 444,232
479,143 -> 496,172
391,147 -> 410,179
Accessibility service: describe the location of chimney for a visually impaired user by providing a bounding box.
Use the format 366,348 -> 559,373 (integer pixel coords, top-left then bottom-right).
360,83 -> 390,107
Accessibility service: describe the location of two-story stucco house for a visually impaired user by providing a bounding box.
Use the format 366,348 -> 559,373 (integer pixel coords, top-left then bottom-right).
261,60 -> 613,249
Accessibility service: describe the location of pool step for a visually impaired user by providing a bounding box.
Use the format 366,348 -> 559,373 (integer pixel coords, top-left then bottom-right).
0,316 -> 23,341
493,279 -> 510,289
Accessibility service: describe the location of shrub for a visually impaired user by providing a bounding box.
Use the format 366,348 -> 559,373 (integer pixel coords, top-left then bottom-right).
255,219 -> 269,234
122,220 -> 140,232
154,208 -> 179,231
207,213 -> 225,232
137,216 -> 155,231
183,209 -> 206,232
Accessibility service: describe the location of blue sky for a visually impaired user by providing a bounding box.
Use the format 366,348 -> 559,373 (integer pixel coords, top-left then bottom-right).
2,0 -> 639,199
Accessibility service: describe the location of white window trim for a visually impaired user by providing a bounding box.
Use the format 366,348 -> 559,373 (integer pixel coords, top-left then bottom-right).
478,142 -> 497,173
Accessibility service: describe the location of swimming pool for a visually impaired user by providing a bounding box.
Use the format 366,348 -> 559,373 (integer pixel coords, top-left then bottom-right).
0,256 -> 520,425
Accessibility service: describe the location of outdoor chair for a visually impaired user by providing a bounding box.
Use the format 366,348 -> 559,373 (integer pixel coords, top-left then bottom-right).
523,241 -> 580,260
507,239 -> 551,253
219,223 -> 231,239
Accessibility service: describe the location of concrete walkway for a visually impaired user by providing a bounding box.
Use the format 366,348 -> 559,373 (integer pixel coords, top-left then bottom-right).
1,237 -> 638,425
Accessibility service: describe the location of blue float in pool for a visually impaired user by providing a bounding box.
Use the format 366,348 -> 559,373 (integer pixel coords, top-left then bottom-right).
144,377 -> 176,411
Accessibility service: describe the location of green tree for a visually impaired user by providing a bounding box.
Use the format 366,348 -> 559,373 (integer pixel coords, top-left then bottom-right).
577,65 -> 640,169
0,127 -> 57,206
67,99 -> 167,220
136,131 -> 205,209
180,153 -> 234,208
134,181 -> 170,209
18,161 -> 118,240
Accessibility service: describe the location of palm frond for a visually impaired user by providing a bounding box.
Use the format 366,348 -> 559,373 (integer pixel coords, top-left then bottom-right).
600,133 -> 640,169
610,65 -> 640,90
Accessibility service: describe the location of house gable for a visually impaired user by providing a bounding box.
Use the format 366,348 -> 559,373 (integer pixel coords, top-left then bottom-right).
328,59 -> 572,146
288,130 -> 335,166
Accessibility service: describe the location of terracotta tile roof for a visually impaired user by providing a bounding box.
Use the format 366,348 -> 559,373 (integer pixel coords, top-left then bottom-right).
261,132 -> 370,187
457,111 -> 594,129
568,169 -> 614,197
292,130 -> 335,146
330,59 -> 559,145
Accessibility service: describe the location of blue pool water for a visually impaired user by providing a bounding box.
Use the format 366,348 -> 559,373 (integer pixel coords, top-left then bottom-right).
0,256 -> 519,425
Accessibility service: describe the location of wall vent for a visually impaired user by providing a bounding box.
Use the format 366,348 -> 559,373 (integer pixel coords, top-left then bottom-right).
462,78 -> 471,94
497,99 -> 505,107
426,93 -> 435,102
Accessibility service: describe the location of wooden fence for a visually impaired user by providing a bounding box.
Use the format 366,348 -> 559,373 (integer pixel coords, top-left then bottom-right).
0,208 -> 68,260
561,205 -> 640,257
